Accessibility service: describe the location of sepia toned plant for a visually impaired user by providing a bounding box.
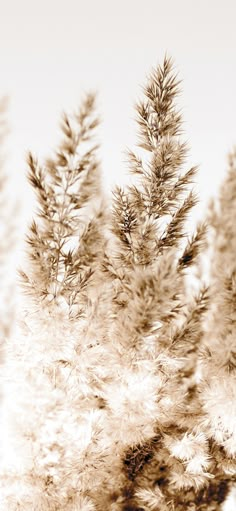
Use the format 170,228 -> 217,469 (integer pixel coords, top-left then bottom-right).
0,57 -> 235,511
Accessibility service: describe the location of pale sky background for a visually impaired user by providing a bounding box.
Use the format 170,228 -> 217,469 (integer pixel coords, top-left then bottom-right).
1,0 -> 236,232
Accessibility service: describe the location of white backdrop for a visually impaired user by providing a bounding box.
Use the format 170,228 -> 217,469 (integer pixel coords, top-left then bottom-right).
0,0 -> 236,228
